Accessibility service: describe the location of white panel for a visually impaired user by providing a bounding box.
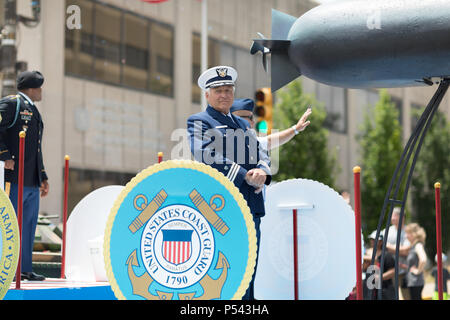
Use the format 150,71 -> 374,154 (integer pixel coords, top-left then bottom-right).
255,179 -> 357,300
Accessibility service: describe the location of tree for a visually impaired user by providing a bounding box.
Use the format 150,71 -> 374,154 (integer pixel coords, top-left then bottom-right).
411,109 -> 450,259
357,89 -> 403,234
272,80 -> 337,189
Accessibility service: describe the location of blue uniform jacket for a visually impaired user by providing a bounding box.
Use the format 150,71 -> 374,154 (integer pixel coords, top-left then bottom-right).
187,105 -> 271,217
0,93 -> 47,187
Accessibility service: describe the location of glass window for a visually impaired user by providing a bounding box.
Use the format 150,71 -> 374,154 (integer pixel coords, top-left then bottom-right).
192,34 -> 202,103
149,22 -> 174,97
220,42 -> 235,68
65,0 -> 94,77
191,34 -> 221,103
208,38 -> 221,68
234,48 -> 254,99
191,38 -> 261,103
123,13 -> 149,90
254,54 -> 270,90
65,0 -> 174,97
94,4 -> 121,84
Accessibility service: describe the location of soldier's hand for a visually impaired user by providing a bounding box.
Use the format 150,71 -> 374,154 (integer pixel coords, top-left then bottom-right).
40,180 -> 49,197
4,159 -> 15,170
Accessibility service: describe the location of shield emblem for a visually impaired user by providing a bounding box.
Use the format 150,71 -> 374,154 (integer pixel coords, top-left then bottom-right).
216,68 -> 228,78
162,229 -> 193,265
104,159 -> 257,300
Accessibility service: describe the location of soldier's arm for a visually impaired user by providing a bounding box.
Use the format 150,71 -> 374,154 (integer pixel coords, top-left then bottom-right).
187,116 -> 248,188
41,170 -> 48,182
386,242 -> 411,256
0,96 -> 18,161
40,179 -> 49,197
39,147 -> 48,182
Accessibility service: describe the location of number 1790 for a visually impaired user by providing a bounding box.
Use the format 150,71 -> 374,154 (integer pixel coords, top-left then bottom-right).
166,275 -> 188,286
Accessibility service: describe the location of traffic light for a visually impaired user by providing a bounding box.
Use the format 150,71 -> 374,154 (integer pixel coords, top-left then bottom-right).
254,87 -> 273,134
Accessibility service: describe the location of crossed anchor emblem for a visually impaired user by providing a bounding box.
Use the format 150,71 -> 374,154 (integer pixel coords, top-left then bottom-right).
126,189 -> 230,300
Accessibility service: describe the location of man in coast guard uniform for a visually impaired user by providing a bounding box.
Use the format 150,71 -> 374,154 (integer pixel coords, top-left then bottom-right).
187,66 -> 271,300
0,71 -> 49,281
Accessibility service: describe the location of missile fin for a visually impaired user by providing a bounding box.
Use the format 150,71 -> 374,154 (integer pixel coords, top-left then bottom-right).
269,9 -> 301,91
272,9 -> 297,40
271,50 -> 302,92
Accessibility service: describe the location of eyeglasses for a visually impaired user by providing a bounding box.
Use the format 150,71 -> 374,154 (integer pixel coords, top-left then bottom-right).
241,115 -> 254,122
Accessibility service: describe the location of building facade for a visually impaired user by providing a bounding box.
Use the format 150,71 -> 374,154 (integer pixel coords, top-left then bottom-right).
6,0 -> 450,218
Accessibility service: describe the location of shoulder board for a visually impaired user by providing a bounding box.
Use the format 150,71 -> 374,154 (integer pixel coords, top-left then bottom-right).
0,95 -> 19,102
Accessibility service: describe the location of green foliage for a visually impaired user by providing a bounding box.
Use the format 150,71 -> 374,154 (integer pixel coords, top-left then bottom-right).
272,80 -> 337,189
357,89 -> 403,234
411,109 -> 450,258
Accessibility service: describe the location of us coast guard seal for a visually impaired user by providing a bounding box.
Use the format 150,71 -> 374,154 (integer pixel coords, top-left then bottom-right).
104,160 -> 257,300
0,188 -> 20,300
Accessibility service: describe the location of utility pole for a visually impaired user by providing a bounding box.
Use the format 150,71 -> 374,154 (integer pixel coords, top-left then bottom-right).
0,0 -> 41,97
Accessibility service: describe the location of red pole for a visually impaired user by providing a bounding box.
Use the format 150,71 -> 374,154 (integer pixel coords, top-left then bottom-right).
60,155 -> 70,278
15,131 -> 26,289
434,182 -> 443,300
353,166 -> 363,300
293,209 -> 299,300
158,152 -> 163,163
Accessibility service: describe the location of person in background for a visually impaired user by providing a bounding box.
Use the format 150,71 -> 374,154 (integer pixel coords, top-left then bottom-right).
362,230 -> 377,299
365,232 -> 396,300
340,190 -> 351,205
384,207 -> 411,299
431,253 -> 449,300
404,223 -> 427,300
